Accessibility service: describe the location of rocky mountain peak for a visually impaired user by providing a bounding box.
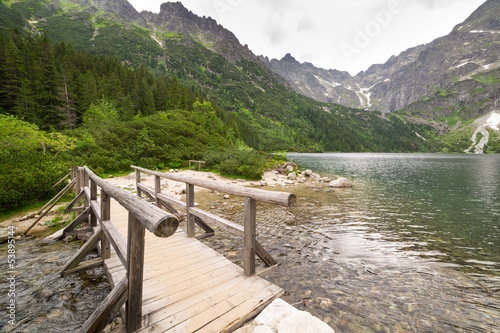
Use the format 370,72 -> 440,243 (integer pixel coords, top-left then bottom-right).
158,1 -> 197,21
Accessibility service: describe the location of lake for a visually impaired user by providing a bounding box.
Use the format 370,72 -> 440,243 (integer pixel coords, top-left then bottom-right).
202,153 -> 500,332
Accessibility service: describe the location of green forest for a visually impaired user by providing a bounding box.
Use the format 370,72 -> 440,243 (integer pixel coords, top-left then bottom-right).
0,30 -> 280,213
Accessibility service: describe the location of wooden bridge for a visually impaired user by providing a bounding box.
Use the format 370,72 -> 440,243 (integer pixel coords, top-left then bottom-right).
58,166 -> 296,332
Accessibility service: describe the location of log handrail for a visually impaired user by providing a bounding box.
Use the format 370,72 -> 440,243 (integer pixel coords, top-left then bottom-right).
60,166 -> 179,333
132,165 -> 295,276
83,166 -> 178,237
131,165 -> 296,206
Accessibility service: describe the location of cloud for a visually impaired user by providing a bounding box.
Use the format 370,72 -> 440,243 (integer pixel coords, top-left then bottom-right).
297,15 -> 317,34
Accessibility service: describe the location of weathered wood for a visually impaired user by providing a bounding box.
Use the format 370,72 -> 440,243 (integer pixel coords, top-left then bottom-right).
132,165 -> 296,206
244,197 -> 256,276
189,207 -> 244,237
60,227 -> 102,276
135,168 -> 142,198
22,178 -> 76,235
101,220 -> 127,267
137,183 -> 155,201
189,160 -> 205,171
155,175 -> 161,208
90,200 -> 101,223
100,190 -> 111,260
65,188 -> 85,213
63,227 -> 93,237
62,207 -> 91,236
51,172 -> 71,188
186,183 -> 195,238
156,193 -> 186,211
85,167 -> 178,238
255,240 -> 277,267
90,180 -> 97,227
194,216 -> 214,235
61,258 -> 103,277
78,276 -> 128,333
126,213 -> 145,332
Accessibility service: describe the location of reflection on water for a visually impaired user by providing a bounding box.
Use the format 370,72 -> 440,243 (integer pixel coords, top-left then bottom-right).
0,239 -> 110,333
199,153 -> 500,333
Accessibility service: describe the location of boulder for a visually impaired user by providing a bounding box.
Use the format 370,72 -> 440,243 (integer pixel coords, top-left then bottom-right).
311,173 -> 320,179
288,172 -> 297,180
260,180 -> 268,187
328,177 -> 353,188
304,169 -> 313,176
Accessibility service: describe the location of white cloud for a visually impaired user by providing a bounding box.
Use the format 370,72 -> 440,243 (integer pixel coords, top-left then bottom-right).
128,0 -> 487,75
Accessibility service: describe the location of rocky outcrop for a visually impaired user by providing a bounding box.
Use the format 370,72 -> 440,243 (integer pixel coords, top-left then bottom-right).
262,0 -> 500,116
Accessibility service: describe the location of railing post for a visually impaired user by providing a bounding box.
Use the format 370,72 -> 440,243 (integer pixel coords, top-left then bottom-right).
90,179 -> 97,227
71,166 -> 78,194
135,169 -> 142,198
244,197 -> 257,276
186,183 -> 195,237
100,190 -> 111,259
126,213 -> 145,332
155,175 -> 161,208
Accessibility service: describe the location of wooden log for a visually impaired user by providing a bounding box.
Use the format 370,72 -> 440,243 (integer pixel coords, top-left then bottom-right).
90,180 -> 97,227
189,206 -> 244,237
255,240 -> 277,267
244,197 -> 257,276
65,189 -> 85,213
22,179 -> 76,235
51,172 -> 70,188
186,183 -> 195,238
61,227 -> 102,276
63,227 -> 93,237
156,193 -> 186,211
100,190 -> 111,260
101,220 -> 127,268
135,168 -> 142,198
61,258 -> 103,277
132,166 -> 296,207
62,207 -> 90,237
155,175 -> 161,208
78,276 -> 128,333
126,213 -> 145,332
137,183 -> 155,201
84,167 -> 178,238
90,200 -> 101,223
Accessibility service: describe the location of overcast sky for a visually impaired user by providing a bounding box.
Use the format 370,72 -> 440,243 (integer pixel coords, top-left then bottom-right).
128,0 -> 487,75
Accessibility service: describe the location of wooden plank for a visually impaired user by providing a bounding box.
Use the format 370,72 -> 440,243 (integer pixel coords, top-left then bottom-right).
90,200 -> 101,223
101,220 -> 127,268
155,175 -> 161,208
62,207 -> 90,237
139,275 -> 252,329
126,213 -> 146,332
65,189 -> 85,213
78,276 -> 128,333
61,258 -> 103,277
244,197 -> 256,276
61,227 -> 102,276
138,183 -> 155,201
101,190 -> 111,260
186,183 -> 195,237
171,283 -> 281,333
90,180 -> 98,227
84,167 -> 178,238
132,165 -> 296,206
63,227 -> 93,236
198,284 -> 284,333
157,193 -> 187,210
189,207 -> 244,237
255,240 -> 277,267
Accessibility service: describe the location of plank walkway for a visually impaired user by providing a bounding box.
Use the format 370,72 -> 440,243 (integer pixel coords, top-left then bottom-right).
104,199 -> 283,332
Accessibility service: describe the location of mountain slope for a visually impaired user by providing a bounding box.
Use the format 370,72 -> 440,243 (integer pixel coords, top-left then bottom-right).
264,0 -> 500,114
0,0 -> 440,153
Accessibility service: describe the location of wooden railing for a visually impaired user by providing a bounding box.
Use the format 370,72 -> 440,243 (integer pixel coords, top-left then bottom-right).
132,165 -> 296,276
60,166 -> 179,333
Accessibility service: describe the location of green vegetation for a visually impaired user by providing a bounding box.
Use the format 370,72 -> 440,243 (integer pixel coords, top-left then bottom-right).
485,129 -> 500,153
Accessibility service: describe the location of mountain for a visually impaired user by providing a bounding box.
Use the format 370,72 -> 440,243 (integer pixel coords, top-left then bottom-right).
0,0 -> 439,153
264,0 -> 500,114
